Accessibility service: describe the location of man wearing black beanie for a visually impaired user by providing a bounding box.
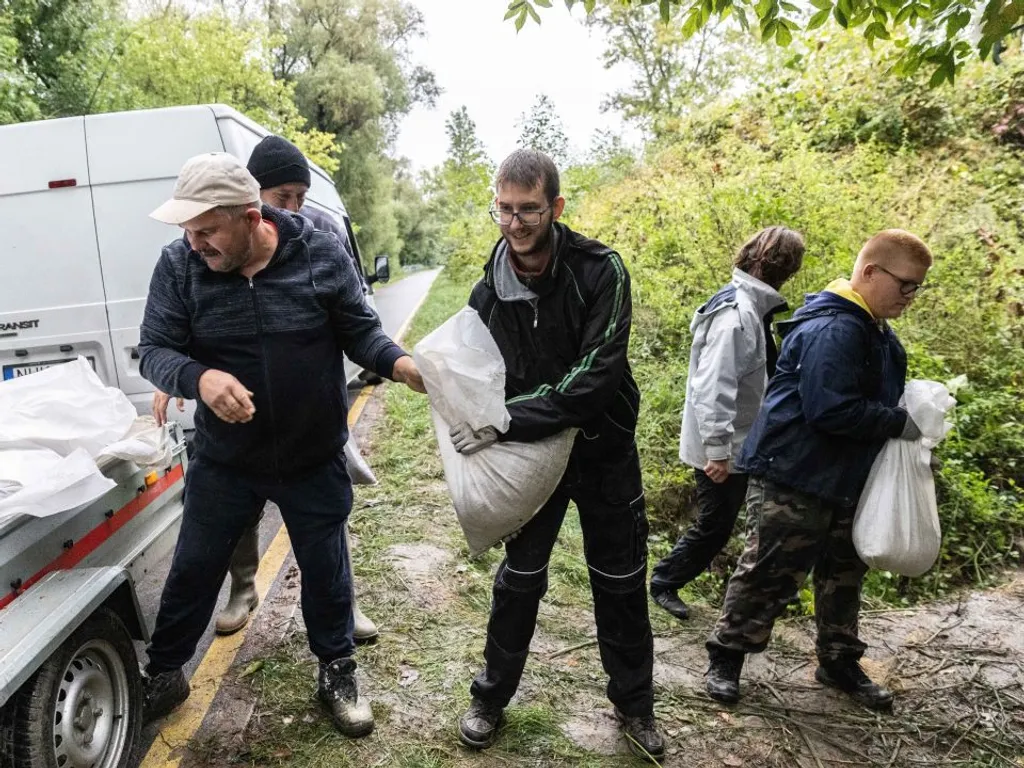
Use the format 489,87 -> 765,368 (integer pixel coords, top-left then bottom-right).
247,135 -> 312,191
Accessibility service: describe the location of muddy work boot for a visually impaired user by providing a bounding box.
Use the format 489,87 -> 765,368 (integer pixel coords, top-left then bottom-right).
816,661 -> 894,712
650,586 -> 689,620
215,525 -> 260,635
706,648 -> 744,704
458,697 -> 504,749
614,708 -> 666,763
142,667 -> 190,723
318,657 -> 374,737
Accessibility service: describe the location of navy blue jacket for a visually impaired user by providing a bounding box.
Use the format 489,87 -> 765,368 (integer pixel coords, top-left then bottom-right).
736,290 -> 909,506
139,205 -> 405,479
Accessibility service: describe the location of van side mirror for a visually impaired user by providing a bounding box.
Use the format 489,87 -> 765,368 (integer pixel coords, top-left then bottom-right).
371,255 -> 390,284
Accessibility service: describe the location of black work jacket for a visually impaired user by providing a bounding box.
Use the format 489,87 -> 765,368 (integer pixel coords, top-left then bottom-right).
469,223 -> 640,458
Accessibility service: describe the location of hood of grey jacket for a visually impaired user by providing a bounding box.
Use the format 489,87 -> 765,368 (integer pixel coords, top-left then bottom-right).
679,269 -> 787,471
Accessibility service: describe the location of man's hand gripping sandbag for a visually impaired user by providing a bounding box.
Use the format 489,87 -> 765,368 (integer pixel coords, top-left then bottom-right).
413,307 -> 576,557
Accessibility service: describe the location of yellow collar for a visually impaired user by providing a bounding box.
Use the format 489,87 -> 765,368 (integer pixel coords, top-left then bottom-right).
824,278 -> 874,318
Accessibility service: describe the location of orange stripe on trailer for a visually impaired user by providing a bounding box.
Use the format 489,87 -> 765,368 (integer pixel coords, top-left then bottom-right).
0,464 -> 185,610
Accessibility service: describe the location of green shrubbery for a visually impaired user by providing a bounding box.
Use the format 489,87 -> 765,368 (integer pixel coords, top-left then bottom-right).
565,41 -> 1024,603
431,38 -> 1024,604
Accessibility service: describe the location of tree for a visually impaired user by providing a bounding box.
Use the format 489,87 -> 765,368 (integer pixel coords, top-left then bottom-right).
516,93 -> 571,165
0,0 -> 123,117
424,106 -> 495,277
263,0 -> 439,259
0,11 -> 40,124
503,0 -> 1024,86
85,9 -> 336,171
446,105 -> 488,170
588,2 -> 756,136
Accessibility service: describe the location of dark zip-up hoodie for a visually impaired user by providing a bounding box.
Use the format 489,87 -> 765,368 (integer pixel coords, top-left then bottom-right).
736,289 -> 909,507
468,222 -> 640,456
139,205 -> 406,478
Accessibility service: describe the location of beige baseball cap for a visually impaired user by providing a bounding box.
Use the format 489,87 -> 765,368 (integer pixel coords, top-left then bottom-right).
150,152 -> 261,225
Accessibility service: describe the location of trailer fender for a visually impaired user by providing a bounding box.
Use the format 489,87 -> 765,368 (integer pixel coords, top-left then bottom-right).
0,566 -> 147,707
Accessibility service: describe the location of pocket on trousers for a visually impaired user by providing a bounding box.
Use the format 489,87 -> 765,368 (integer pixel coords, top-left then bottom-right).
628,492 -> 650,570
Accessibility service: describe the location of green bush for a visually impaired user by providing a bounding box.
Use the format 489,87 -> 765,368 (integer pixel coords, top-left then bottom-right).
565,50 -> 1024,603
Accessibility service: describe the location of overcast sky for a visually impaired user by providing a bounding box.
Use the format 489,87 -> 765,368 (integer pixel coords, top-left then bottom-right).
394,0 -> 639,172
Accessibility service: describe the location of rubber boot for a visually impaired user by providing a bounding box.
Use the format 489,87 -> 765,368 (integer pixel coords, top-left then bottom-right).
215,525 -> 260,635
346,522 -> 379,644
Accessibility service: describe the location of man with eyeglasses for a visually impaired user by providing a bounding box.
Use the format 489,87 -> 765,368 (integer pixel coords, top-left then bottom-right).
704,229 -> 933,711
450,148 -> 664,762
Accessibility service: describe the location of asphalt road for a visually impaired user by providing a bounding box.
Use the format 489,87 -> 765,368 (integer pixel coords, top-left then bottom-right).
132,267 -> 440,720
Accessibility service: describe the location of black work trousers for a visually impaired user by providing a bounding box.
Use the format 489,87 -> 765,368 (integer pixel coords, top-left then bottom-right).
470,444 -> 655,717
650,469 -> 749,593
147,451 -> 355,673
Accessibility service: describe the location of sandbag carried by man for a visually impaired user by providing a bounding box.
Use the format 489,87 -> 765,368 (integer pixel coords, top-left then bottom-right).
138,152 -> 424,737
650,226 -> 804,620
451,149 -> 664,762
705,229 -> 932,711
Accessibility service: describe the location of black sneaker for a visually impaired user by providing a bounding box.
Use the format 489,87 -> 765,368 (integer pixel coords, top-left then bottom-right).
706,649 -> 744,704
142,668 -> 190,723
614,708 -> 666,763
458,697 -> 503,749
651,587 -> 689,620
816,661 -> 894,712
318,657 -> 375,737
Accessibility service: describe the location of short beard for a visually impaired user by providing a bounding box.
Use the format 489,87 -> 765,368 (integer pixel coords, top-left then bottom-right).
506,224 -> 552,261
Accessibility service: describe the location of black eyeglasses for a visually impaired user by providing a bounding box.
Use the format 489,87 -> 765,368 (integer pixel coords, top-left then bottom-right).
489,206 -> 551,227
874,264 -> 928,297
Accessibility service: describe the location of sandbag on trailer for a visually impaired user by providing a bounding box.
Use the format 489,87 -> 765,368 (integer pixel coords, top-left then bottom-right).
0,357 -> 169,521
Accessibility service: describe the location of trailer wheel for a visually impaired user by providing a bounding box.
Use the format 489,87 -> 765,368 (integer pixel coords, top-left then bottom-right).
0,608 -> 141,768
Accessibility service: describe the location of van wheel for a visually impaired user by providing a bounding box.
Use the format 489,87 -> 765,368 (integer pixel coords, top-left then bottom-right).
0,608 -> 141,768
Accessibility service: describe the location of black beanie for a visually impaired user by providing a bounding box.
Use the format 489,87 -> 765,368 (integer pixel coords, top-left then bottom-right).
247,135 -> 311,190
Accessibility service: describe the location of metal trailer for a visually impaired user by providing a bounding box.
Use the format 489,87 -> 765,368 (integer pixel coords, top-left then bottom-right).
0,424 -> 188,768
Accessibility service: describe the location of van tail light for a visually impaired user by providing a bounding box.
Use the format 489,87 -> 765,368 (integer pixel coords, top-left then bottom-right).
48,179 -> 77,189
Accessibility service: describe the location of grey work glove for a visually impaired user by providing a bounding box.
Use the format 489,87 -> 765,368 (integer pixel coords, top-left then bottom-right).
450,422 -> 499,455
899,411 -> 922,441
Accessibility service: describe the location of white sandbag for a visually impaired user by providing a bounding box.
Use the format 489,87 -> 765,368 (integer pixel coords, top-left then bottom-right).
414,307 -> 511,433
414,308 -> 575,557
96,416 -> 172,467
0,357 -> 137,457
345,434 -> 377,486
853,380 -> 956,577
432,410 -> 576,557
0,447 -> 115,520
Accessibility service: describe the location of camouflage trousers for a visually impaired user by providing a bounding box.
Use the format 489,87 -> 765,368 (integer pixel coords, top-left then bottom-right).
707,477 -> 869,664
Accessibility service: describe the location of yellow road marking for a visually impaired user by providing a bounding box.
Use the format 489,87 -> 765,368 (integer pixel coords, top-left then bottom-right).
142,397 -> 374,766
139,524 -> 292,767
348,385 -> 374,425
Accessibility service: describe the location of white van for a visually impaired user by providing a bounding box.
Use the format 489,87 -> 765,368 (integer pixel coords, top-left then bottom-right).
0,104 -> 386,427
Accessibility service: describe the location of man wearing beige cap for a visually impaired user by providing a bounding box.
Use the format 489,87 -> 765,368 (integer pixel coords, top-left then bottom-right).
138,152 -> 425,737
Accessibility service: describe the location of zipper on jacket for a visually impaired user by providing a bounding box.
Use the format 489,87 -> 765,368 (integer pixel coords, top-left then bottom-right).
532,300 -> 539,329
249,276 -> 282,480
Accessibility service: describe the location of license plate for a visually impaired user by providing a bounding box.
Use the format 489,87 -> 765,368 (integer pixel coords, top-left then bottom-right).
2,356 -> 95,381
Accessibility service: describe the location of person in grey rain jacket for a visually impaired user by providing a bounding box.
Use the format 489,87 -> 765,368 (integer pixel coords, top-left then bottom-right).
650,227 -> 805,620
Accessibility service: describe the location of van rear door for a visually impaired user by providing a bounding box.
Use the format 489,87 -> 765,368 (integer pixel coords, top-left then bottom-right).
0,117 -> 115,385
